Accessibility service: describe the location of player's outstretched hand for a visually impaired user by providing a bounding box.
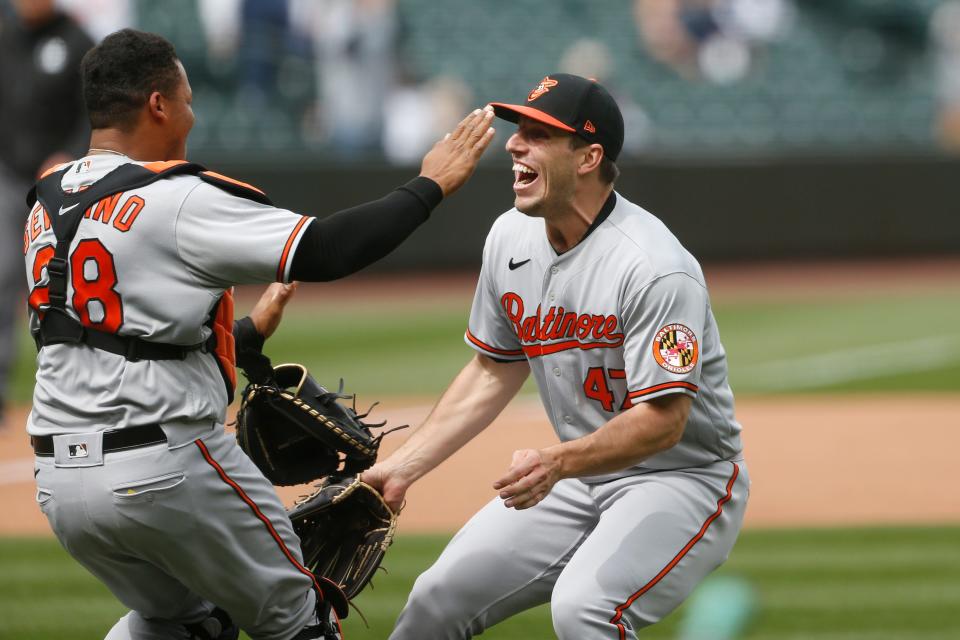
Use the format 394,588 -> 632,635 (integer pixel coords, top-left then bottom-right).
419,106 -> 496,197
493,448 -> 562,510
361,462 -> 409,514
249,282 -> 298,339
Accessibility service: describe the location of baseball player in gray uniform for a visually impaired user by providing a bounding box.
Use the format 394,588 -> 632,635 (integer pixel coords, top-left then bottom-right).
25,29 -> 494,640
363,74 -> 749,639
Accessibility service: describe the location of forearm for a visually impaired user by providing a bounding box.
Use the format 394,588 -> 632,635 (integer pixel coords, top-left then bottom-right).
549,394 -> 691,479
289,177 -> 443,281
386,355 -> 529,484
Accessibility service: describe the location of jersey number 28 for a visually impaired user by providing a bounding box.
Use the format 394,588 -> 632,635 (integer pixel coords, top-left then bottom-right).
29,239 -> 124,332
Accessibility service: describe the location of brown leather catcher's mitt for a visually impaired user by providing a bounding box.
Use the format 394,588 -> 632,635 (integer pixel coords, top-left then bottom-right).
288,474 -> 398,600
237,364 -> 384,486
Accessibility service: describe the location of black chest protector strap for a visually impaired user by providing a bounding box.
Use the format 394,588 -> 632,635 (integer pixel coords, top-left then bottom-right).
28,161 -> 270,363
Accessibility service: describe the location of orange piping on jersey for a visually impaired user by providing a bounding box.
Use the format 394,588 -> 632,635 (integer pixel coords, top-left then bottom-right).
465,329 -> 524,357
276,216 -> 309,282
194,438 -> 322,595
39,162 -> 71,180
202,170 -> 267,196
143,160 -> 189,173
521,337 -> 624,358
609,462 -> 739,640
626,381 -> 699,400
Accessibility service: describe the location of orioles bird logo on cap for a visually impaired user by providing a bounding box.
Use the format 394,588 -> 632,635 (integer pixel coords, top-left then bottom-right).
528,76 -> 558,102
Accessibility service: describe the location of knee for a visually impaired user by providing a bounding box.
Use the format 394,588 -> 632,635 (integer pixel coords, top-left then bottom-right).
392,569 -> 483,640
550,578 -> 596,639
402,571 -> 463,626
551,580 -> 652,640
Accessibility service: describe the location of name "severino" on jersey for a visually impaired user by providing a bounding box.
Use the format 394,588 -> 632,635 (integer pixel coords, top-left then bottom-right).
23,193 -> 146,253
500,292 -> 624,354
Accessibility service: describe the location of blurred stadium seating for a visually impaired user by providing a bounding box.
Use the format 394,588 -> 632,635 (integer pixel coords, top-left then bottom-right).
116,0 -> 950,159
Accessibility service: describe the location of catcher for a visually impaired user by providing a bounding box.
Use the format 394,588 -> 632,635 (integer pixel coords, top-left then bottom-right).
234,315 -> 399,606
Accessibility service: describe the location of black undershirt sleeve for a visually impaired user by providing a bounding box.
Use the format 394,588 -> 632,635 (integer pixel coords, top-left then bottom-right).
289,177 -> 444,282
233,316 -> 274,383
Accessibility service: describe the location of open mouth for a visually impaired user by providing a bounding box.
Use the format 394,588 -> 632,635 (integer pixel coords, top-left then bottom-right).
513,162 -> 539,189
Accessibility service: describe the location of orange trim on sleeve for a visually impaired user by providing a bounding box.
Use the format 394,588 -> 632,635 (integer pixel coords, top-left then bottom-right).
626,381 -> 698,400
143,160 -> 189,173
276,216 -> 309,282
202,170 -> 266,196
465,329 -> 524,357
610,462 -> 740,639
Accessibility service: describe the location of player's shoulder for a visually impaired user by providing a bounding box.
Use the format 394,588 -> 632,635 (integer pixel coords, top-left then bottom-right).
605,193 -> 705,285
481,207 -> 539,248
491,207 -> 538,233
480,207 -> 541,265
175,166 -> 272,208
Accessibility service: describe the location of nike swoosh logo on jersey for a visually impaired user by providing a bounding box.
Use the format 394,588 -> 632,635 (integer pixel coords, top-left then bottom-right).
58,203 -> 79,216
508,258 -> 531,270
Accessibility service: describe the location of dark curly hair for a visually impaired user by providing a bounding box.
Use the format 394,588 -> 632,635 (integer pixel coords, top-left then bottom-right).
81,29 -> 182,130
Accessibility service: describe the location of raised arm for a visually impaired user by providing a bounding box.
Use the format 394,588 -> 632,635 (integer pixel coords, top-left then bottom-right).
362,353 -> 530,512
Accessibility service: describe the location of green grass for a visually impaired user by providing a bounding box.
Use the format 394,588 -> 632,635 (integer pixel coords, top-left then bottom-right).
7,286 -> 960,402
2,527 -> 958,639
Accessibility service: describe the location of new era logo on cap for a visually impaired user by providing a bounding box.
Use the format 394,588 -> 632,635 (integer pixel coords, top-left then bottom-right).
490,73 -> 625,161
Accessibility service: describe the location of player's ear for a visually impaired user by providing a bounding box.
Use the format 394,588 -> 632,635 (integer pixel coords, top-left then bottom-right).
577,144 -> 605,177
147,91 -> 167,123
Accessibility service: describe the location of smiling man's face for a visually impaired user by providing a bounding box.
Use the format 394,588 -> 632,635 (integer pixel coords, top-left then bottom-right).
505,117 -> 580,217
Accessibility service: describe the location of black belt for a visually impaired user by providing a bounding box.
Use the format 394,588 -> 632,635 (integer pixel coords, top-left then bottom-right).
31,424 -> 167,457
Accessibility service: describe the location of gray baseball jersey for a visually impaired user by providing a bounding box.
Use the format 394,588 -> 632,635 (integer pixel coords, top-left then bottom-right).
24,154 -> 312,436
464,191 -> 742,480
390,192 -> 748,640
25,153 -> 328,637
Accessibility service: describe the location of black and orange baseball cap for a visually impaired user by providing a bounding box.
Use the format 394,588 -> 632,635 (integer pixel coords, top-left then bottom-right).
490,73 -> 625,161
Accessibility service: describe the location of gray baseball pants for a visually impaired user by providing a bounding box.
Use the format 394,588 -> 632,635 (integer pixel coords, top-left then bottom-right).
390,459 -> 749,640
34,421 -> 319,640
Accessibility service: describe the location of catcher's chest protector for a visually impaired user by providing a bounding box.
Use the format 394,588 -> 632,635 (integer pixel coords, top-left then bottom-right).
27,161 -> 272,401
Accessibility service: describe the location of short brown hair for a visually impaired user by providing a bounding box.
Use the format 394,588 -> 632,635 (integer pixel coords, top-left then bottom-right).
570,136 -> 619,185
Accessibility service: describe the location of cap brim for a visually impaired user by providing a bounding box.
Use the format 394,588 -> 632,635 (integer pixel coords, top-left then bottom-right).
489,103 -> 576,133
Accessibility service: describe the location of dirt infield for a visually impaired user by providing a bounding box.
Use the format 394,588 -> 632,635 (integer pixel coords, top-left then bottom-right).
2,394 -> 958,536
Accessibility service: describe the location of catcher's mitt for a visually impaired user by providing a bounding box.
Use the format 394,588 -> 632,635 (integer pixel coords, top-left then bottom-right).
289,474 -> 398,600
237,363 -> 385,486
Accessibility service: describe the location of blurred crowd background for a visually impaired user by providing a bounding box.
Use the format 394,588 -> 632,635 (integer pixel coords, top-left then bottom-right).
7,0 -> 960,162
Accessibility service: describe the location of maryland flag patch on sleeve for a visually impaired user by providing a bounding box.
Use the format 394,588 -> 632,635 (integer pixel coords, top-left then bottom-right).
653,323 -> 699,374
